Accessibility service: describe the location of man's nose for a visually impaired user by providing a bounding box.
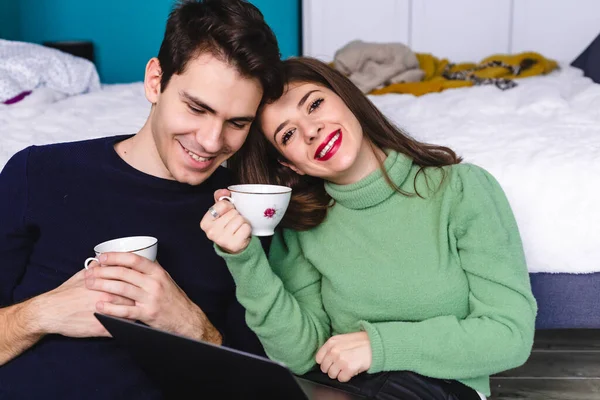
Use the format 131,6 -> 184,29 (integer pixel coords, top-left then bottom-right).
196,119 -> 224,153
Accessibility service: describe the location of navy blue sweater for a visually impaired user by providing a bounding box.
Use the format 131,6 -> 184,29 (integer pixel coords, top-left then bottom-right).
0,135 -> 265,399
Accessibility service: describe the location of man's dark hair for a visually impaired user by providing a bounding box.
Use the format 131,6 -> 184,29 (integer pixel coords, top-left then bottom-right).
157,0 -> 283,100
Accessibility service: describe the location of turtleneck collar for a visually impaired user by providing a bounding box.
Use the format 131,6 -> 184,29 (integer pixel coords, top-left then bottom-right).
324,150 -> 413,210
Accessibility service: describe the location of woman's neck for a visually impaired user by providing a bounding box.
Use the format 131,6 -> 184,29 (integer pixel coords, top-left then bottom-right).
329,140 -> 386,186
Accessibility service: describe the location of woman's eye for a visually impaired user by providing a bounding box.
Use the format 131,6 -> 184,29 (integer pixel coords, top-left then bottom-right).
308,98 -> 323,113
281,128 -> 295,145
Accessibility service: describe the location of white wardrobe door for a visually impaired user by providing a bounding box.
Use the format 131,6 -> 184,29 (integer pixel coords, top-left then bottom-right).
410,0 -> 512,62
302,0 -> 410,62
512,0 -> 600,63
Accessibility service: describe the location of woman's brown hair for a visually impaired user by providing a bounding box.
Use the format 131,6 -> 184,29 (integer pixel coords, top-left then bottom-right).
228,57 -> 462,230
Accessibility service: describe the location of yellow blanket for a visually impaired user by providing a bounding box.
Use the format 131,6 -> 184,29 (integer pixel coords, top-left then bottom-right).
368,52 -> 558,96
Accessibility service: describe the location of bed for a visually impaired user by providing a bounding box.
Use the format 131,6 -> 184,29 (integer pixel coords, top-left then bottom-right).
302,0 -> 600,328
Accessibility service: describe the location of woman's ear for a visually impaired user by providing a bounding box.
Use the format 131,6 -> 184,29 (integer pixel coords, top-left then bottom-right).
278,159 -> 305,175
144,58 -> 162,104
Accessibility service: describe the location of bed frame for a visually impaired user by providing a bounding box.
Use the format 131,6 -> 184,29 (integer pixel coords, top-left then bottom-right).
301,0 -> 600,329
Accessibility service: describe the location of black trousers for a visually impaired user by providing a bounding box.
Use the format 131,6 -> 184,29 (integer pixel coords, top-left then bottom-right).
302,370 -> 481,400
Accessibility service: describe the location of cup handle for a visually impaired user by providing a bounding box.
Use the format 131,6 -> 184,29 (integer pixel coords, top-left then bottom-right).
84,257 -> 99,270
218,196 -> 234,204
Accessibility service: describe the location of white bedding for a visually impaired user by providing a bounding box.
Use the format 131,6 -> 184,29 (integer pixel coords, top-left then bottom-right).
369,65 -> 600,274
0,65 -> 598,273
0,82 -> 149,165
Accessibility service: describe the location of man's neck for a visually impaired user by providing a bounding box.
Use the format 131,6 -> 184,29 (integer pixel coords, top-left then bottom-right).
114,122 -> 173,180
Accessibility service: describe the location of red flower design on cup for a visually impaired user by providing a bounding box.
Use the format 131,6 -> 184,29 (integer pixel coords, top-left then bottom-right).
264,207 -> 277,219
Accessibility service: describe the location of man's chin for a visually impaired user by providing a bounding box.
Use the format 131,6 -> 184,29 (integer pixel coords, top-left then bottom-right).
174,168 -> 218,186
169,154 -> 230,185
177,174 -> 209,186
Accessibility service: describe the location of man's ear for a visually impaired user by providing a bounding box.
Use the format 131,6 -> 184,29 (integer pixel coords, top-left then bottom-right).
278,159 -> 305,175
144,58 -> 162,104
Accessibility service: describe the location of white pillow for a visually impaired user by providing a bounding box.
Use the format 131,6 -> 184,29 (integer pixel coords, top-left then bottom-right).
0,39 -> 101,103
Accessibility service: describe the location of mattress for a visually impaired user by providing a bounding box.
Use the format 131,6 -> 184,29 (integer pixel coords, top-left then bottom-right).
1,65 -> 598,274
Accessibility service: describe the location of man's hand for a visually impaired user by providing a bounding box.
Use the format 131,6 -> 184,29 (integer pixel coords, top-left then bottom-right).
84,253 -> 222,344
35,267 -> 135,338
315,332 -> 373,382
0,268 -> 136,366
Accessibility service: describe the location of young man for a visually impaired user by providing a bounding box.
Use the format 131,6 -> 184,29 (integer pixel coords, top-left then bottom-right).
0,1 -> 283,398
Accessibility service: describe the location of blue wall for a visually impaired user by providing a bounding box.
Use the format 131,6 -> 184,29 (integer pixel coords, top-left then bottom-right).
0,0 -> 20,40
253,0 -> 299,61
2,0 -> 299,83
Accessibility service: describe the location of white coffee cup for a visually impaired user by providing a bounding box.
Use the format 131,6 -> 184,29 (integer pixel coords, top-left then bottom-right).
219,184 -> 292,236
84,236 -> 158,269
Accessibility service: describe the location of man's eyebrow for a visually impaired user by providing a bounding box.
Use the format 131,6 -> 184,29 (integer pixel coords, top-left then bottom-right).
180,91 -> 216,114
273,89 -> 321,141
228,116 -> 255,124
181,90 -> 255,122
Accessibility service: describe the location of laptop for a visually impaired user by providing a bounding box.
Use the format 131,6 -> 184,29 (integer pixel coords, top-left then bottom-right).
95,313 -> 365,400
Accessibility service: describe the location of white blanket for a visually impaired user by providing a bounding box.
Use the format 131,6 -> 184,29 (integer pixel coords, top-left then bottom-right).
0,39 -> 100,103
0,65 -> 598,273
369,65 -> 600,274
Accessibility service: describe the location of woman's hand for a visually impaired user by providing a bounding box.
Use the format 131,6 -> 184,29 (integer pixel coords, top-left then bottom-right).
200,189 -> 253,254
315,331 -> 373,382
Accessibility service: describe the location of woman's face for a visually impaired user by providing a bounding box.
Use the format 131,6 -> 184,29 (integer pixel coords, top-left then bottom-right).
260,82 -> 375,184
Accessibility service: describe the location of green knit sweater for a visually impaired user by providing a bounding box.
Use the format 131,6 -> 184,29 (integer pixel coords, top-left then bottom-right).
216,150 -> 537,396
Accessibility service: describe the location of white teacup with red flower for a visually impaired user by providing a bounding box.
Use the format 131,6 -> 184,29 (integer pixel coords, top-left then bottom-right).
218,184 -> 292,237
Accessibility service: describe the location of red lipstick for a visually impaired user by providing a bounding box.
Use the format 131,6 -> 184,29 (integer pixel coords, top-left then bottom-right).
314,129 -> 342,161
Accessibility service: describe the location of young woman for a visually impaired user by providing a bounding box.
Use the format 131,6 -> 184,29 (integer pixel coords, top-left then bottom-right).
201,57 -> 537,400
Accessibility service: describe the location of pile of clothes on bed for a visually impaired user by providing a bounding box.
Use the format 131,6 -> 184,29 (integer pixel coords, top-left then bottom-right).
0,39 -> 100,106
332,39 -> 559,96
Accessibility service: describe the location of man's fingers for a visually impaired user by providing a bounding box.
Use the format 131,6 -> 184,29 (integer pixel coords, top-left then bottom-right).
96,302 -> 139,321
86,266 -> 147,289
100,292 -> 136,306
87,277 -> 147,302
85,260 -> 101,270
97,252 -> 156,275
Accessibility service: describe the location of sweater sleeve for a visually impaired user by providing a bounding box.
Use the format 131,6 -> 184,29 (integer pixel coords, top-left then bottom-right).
215,229 -> 331,374
0,148 -> 36,307
360,164 -> 537,379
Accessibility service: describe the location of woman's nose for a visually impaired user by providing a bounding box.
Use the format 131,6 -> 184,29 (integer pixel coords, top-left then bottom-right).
301,120 -> 324,142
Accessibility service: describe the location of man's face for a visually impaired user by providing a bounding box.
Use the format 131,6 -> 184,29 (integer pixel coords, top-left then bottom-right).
149,53 -> 263,185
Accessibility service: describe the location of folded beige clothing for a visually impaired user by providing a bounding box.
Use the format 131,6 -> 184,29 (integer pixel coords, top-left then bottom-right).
333,40 -> 424,93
